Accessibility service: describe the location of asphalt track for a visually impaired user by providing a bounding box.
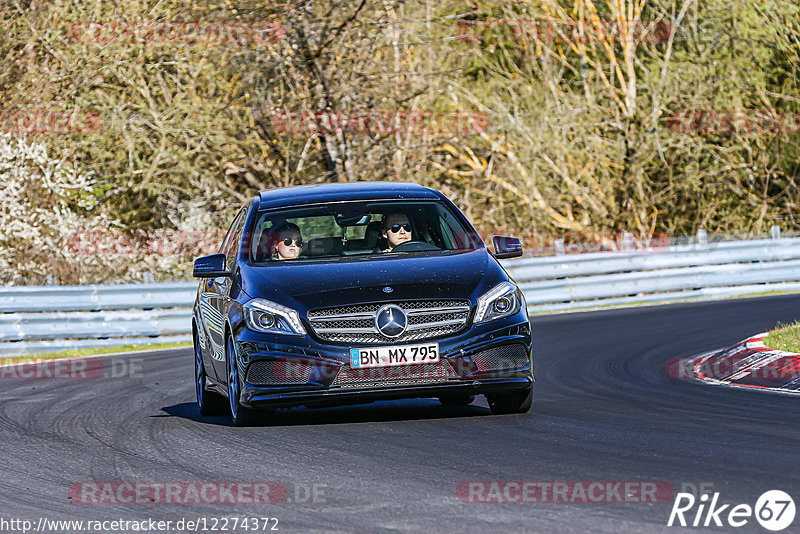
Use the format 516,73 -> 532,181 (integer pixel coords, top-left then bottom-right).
3,294 -> 800,534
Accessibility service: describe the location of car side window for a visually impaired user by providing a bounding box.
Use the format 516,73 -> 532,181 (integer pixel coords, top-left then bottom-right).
221,209 -> 247,269
218,212 -> 238,255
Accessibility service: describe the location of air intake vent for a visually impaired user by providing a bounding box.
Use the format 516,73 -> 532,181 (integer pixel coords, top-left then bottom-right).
331,360 -> 458,389
472,344 -> 530,372
246,360 -> 312,386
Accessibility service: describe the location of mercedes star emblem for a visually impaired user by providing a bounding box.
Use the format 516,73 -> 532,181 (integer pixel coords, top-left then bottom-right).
374,304 -> 407,338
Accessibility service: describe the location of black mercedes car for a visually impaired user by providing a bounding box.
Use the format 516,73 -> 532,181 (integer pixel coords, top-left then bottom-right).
192,182 -> 533,425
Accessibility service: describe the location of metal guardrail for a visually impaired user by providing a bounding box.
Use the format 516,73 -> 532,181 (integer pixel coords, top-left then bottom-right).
0,282 -> 197,313
0,283 -> 196,356
506,237 -> 800,312
0,309 -> 189,342
3,235 -> 800,356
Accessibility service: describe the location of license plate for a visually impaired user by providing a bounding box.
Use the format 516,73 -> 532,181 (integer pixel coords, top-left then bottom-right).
349,343 -> 439,369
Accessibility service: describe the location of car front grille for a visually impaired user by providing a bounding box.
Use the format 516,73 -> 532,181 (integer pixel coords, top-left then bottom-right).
246,360 -> 312,386
331,360 -> 459,389
307,300 -> 471,345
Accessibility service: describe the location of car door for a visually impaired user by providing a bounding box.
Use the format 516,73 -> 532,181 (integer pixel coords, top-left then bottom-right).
196,208 -> 245,380
208,207 -> 247,379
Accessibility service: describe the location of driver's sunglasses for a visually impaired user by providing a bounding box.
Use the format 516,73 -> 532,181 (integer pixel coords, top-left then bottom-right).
388,223 -> 412,233
281,237 -> 303,247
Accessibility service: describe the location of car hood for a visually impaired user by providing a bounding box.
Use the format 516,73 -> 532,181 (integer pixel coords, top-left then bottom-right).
240,249 -> 504,311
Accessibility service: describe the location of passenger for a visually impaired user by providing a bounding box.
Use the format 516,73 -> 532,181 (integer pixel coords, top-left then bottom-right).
270,222 -> 303,260
381,213 -> 412,252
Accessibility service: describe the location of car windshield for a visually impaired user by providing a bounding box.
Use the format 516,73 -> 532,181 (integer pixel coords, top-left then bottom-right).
248,200 -> 483,263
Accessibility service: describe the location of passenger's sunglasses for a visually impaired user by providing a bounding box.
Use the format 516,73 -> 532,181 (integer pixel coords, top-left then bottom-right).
388,223 -> 412,233
281,237 -> 303,247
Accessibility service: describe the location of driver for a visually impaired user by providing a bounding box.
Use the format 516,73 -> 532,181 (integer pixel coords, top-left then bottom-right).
270,222 -> 303,260
381,213 -> 412,252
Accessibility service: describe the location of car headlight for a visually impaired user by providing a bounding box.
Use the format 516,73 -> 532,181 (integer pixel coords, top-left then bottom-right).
243,298 -> 306,336
474,282 -> 524,324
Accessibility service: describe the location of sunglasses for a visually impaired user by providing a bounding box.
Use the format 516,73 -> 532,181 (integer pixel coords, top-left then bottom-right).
388,223 -> 412,233
281,237 -> 303,247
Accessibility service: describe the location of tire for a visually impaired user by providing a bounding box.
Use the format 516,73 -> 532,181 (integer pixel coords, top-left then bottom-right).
438,394 -> 476,406
226,336 -> 260,427
487,385 -> 533,415
194,331 -> 226,416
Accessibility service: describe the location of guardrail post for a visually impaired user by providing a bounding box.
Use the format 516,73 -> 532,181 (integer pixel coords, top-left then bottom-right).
622,232 -> 634,251
697,229 -> 708,245
554,238 -> 565,255
771,225 -> 781,240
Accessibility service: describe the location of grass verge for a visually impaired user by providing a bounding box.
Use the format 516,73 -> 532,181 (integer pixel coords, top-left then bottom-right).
763,322 -> 800,353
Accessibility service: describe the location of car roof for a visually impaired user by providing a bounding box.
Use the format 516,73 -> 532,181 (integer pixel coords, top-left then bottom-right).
257,182 -> 441,210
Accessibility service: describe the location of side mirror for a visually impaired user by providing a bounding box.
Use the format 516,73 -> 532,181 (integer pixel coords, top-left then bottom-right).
492,235 -> 523,259
193,253 -> 231,278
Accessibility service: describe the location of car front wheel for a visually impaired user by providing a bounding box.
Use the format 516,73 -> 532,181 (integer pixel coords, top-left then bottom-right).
226,337 -> 260,427
195,331 -> 226,416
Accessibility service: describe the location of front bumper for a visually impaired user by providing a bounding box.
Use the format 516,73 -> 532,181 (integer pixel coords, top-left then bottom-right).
245,377 -> 532,409
231,312 -> 533,410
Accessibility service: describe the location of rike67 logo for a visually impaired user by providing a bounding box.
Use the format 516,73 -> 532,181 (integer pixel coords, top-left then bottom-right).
668,490 -> 795,531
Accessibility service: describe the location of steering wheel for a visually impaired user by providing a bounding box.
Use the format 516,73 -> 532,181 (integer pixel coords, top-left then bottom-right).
390,240 -> 440,252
